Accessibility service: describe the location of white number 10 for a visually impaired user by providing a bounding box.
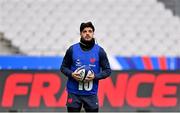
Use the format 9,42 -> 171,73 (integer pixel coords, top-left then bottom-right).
78,81 -> 93,91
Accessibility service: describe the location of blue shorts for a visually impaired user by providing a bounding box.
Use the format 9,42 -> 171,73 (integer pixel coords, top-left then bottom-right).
66,93 -> 99,110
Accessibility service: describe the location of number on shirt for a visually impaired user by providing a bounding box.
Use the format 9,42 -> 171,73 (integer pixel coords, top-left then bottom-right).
78,81 -> 93,91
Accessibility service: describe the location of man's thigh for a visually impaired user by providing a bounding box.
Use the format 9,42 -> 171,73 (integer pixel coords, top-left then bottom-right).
66,93 -> 82,109
81,94 -> 99,111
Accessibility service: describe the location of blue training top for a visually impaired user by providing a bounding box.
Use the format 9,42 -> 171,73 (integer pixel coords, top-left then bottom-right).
61,43 -> 111,95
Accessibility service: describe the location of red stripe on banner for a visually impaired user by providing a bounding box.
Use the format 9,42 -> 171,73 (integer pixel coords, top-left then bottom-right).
142,56 -> 153,70
158,56 -> 167,70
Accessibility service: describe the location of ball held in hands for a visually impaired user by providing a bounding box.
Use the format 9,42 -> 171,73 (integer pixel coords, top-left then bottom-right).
74,65 -> 94,82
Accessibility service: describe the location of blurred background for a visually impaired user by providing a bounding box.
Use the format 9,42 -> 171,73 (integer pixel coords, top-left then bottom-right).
0,0 -> 180,112
0,0 -> 180,70
0,0 -> 180,56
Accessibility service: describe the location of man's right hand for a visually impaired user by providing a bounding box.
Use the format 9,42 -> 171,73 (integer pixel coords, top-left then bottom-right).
72,72 -> 82,81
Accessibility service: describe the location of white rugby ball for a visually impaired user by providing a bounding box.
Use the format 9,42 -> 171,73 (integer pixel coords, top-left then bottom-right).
75,65 -> 94,82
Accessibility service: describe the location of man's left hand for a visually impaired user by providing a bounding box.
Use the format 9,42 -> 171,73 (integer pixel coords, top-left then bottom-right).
84,73 -> 95,82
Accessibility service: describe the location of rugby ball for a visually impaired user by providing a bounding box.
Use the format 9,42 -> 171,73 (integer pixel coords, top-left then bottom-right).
75,65 -> 94,82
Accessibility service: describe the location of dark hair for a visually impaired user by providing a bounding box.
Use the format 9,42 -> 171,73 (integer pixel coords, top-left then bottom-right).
80,22 -> 95,32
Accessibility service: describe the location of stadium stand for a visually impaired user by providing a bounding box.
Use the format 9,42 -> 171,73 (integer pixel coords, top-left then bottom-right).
0,0 -> 180,56
0,1 -> 179,112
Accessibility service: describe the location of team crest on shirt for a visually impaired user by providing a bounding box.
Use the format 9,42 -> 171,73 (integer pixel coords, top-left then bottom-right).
89,58 -> 96,67
90,58 -> 96,63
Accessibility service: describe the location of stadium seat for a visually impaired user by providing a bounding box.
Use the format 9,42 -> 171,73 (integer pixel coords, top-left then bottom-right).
1,0 -> 180,56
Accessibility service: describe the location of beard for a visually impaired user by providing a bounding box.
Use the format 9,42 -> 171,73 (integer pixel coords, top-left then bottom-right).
81,35 -> 93,41
80,37 -> 95,49
83,35 -> 93,41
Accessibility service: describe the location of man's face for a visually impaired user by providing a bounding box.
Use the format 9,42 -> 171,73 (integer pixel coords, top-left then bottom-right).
80,27 -> 94,41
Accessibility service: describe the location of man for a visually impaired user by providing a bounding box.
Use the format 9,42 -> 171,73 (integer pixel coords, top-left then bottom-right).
60,22 -> 111,112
